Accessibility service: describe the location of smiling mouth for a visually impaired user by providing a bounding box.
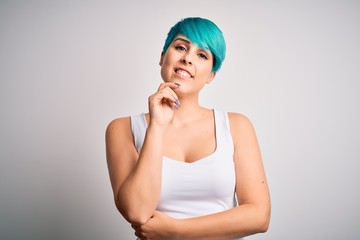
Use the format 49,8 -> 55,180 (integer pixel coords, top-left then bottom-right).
175,68 -> 193,78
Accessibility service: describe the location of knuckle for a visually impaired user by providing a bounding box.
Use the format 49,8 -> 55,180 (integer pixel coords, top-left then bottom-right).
158,82 -> 166,90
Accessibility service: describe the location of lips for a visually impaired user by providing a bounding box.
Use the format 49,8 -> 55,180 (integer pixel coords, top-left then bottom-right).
175,68 -> 193,78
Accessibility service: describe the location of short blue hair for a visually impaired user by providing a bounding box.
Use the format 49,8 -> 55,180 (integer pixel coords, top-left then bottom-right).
162,17 -> 226,72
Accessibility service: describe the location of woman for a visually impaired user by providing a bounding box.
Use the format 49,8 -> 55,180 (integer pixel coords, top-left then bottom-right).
106,17 -> 270,239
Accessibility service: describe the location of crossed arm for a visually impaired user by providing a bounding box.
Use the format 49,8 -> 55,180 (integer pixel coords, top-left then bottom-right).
105,113 -> 270,239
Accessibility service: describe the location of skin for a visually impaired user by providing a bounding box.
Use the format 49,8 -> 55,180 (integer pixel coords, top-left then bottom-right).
106,34 -> 271,239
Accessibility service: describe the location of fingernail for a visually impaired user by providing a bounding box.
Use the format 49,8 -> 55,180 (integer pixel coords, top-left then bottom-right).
175,99 -> 181,107
173,99 -> 180,109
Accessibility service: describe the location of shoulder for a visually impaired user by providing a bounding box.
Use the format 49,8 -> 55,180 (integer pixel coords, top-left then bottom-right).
226,112 -> 257,143
106,116 -> 131,131
105,116 -> 132,140
227,112 -> 254,129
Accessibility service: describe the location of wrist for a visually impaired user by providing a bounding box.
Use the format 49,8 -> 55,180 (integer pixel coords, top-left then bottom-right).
147,121 -> 168,133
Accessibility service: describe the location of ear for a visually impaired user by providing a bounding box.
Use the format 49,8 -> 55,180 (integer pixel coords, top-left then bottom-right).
159,52 -> 164,66
206,71 -> 216,84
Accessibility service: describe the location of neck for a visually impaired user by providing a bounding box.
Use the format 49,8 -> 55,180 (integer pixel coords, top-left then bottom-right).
170,96 -> 209,126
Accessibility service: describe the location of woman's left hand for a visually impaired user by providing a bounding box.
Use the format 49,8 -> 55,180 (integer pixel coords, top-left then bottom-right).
132,211 -> 178,240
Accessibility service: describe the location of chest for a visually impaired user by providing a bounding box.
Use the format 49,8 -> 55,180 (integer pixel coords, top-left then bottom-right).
163,121 -> 216,163
157,149 -> 237,218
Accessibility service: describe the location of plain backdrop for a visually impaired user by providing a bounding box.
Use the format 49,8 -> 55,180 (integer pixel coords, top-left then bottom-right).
1,1 -> 359,239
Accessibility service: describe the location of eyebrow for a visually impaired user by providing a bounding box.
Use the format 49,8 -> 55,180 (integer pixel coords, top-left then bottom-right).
173,37 -> 191,44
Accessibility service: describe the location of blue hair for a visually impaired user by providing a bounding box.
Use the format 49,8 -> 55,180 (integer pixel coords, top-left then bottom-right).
162,17 -> 226,72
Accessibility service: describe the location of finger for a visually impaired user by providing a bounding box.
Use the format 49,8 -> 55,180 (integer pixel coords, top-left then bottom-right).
134,230 -> 145,239
157,82 -> 182,91
151,87 -> 180,107
160,87 -> 179,104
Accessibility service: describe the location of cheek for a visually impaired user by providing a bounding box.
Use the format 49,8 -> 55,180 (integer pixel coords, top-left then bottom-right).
160,63 -> 171,82
160,54 -> 177,78
198,63 -> 213,76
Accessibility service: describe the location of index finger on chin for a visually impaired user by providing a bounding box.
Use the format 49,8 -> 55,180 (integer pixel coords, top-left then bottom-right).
157,82 -> 181,91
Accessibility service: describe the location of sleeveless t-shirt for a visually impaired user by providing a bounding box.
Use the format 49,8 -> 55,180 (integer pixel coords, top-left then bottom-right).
131,110 -> 243,239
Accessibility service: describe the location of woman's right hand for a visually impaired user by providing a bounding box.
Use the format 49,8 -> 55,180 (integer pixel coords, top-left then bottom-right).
148,82 -> 180,128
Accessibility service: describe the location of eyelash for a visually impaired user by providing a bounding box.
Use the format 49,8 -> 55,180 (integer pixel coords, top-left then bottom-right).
198,53 -> 208,60
175,45 -> 186,51
174,45 -> 208,60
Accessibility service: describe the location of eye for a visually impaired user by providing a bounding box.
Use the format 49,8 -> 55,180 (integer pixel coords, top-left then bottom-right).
198,53 -> 208,60
175,45 -> 186,51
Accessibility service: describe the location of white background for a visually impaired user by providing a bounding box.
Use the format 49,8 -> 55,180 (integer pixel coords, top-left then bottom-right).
1,1 -> 359,239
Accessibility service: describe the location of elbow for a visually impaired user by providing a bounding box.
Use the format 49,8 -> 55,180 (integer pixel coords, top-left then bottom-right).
258,217 -> 270,233
243,203 -> 270,234
115,200 -> 150,225
122,212 -> 150,226
256,205 -> 271,233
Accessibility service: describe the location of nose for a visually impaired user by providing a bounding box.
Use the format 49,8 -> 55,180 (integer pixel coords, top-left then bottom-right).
181,53 -> 192,65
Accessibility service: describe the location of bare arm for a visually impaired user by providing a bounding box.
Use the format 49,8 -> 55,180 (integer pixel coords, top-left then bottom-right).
137,113 -> 271,239
106,82 -> 180,225
106,118 -> 165,225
